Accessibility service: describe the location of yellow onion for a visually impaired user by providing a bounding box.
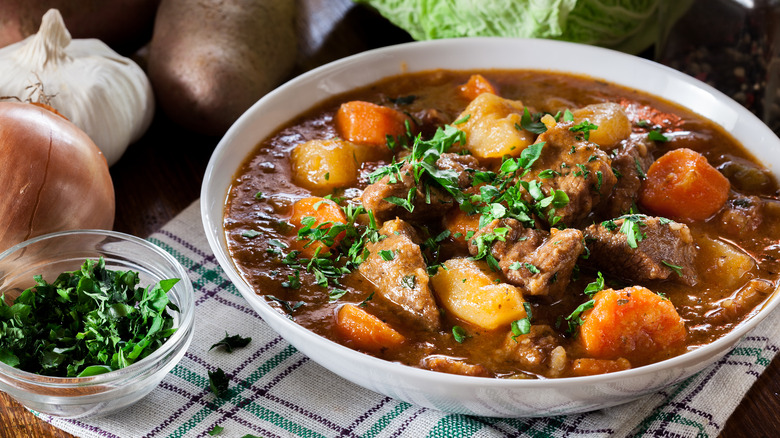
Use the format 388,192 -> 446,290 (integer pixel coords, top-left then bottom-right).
0,102 -> 115,252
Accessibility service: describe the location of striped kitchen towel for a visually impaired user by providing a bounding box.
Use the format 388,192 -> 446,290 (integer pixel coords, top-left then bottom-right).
41,200 -> 780,437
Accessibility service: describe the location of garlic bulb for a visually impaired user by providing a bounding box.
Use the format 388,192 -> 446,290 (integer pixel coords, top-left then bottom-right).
0,9 -> 154,166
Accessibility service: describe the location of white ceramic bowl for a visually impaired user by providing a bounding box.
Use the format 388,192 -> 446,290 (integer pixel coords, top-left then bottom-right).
201,38 -> 780,417
0,230 -> 195,418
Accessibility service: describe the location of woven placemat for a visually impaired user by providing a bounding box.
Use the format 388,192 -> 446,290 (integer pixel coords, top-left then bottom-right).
40,200 -> 780,437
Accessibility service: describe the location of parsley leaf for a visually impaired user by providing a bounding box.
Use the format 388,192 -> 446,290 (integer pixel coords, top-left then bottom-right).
648,129 -> 669,142
524,262 -> 541,274
452,326 -> 469,343
209,332 -> 252,352
267,295 -> 304,316
520,108 -> 547,134
511,319 -> 531,339
208,368 -> 230,398
583,272 -> 605,297
661,260 -> 683,277
242,229 -> 261,238
565,299 -> 595,334
569,120 -> 599,141
602,214 -> 648,249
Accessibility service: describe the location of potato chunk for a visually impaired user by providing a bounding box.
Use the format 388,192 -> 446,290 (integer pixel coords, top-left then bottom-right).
697,236 -> 755,290
431,258 -> 526,330
579,286 -> 686,364
455,93 -> 535,159
290,139 -> 358,192
571,103 -> 631,149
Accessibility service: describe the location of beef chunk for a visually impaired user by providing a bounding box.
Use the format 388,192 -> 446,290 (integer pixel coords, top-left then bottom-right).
717,195 -> 764,237
522,121 -> 617,227
467,218 -> 544,262
358,219 -> 441,331
584,215 -> 698,286
499,325 -> 567,378
360,162 -> 453,222
421,355 -> 491,377
361,153 -> 484,223
414,108 -> 451,138
435,153 -> 484,189
467,218 -> 584,297
602,134 -> 655,218
501,228 -> 584,297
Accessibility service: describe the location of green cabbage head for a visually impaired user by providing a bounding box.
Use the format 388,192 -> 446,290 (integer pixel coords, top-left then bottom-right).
354,0 -> 692,55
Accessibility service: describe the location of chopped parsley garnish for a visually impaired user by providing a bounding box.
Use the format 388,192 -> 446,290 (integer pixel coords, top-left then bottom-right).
583,272 -> 605,297
510,302 -> 534,341
569,120 -> 599,141
385,190 -> 416,213
359,291 -> 375,307
634,158 -> 646,180
210,332 -> 252,352
565,299 -> 595,333
520,108 -> 548,134
661,260 -> 684,277
242,229 -> 261,238
267,295 -> 304,316
329,288 -> 349,302
452,325 -> 469,343
0,257 -> 180,377
511,319 -> 531,339
281,270 -> 301,289
524,262 -> 541,274
401,274 -> 417,289
208,425 -> 224,436
378,249 -> 395,261
208,367 -> 230,398
648,129 -> 669,142
601,214 -> 648,249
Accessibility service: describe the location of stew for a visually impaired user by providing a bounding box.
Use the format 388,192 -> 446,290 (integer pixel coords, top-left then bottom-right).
223,70 -> 780,379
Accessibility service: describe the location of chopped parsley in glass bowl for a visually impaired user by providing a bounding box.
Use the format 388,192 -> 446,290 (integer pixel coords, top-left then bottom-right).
0,229 -> 194,418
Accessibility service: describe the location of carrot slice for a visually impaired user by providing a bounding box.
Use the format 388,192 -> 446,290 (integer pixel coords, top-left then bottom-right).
335,304 -> 405,352
459,74 -> 497,101
289,197 -> 347,258
639,148 -> 730,221
578,286 -> 686,364
443,208 -> 482,246
335,101 -> 410,147
570,357 -> 631,377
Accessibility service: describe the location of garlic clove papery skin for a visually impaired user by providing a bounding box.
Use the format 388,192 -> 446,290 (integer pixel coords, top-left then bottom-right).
0,9 -> 154,166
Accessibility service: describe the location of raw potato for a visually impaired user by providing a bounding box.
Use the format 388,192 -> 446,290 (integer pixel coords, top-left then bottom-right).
148,0 -> 297,136
431,258 -> 526,330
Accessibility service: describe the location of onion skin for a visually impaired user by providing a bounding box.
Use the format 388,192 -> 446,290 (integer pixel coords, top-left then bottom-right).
0,102 -> 115,252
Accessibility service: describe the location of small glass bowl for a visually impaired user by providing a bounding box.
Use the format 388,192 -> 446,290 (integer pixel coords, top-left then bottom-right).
0,229 -> 195,418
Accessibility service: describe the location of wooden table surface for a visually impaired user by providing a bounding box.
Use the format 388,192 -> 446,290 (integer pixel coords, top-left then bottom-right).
1,1 -> 777,437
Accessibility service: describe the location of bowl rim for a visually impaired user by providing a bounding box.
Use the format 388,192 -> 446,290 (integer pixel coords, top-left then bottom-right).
201,37 -> 780,390
0,228 -> 195,386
